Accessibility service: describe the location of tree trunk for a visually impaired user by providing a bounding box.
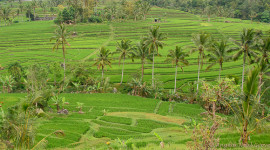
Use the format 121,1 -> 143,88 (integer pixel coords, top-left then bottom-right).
212,101 -> 216,121
196,54 -> 201,94
33,8 -> 36,20
141,59 -> 144,81
174,65 -> 178,93
29,13 -> 31,22
241,52 -> 246,92
258,73 -> 263,102
242,120 -> 249,146
63,45 -> 66,84
120,56 -> 125,84
102,66 -> 104,79
219,64 -> 222,80
152,52 -> 155,88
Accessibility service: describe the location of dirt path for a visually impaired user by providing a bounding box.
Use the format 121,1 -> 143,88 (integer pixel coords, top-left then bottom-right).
82,24 -> 114,62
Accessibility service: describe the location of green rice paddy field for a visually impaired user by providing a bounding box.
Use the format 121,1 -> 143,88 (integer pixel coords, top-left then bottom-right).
1,7 -> 270,89
2,93 -> 270,149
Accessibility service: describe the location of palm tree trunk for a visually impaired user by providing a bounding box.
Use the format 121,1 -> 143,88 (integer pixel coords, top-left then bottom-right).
174,65 -> 178,93
152,52 -> 155,88
62,44 -> 66,83
33,8 -> 36,20
120,57 -> 125,84
258,72 -> 263,102
241,52 -> 246,92
196,54 -> 201,94
242,120 -> 249,145
102,66 -> 104,79
219,64 -> 222,80
29,13 -> 30,22
141,59 -> 144,81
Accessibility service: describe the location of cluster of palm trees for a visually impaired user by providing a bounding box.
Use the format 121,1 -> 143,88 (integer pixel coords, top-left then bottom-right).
51,23 -> 269,96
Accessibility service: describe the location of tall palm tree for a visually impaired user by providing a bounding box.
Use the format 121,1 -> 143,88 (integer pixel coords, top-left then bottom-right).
0,6 -> 12,26
233,28 -> 260,91
19,3 -> 24,22
133,40 -> 152,80
114,39 -> 133,84
206,39 -> 236,80
166,46 -> 189,93
25,4 -> 32,22
257,59 -> 269,99
144,26 -> 166,87
191,31 -> 211,93
51,23 -> 71,82
256,36 -> 270,63
31,0 -> 37,20
93,47 -> 112,78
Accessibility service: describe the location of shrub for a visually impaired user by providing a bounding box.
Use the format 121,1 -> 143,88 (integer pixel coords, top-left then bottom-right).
88,15 -> 103,23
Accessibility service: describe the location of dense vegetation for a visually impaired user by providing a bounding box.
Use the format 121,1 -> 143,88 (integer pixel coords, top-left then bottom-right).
145,0 -> 270,23
0,0 -> 269,149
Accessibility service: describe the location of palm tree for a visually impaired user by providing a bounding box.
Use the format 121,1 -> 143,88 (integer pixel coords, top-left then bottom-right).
206,39 -> 235,80
18,3 -> 24,22
191,31 -> 211,93
0,6 -> 12,26
233,68 -> 269,145
31,0 -> 37,20
25,4 -> 32,22
93,47 -> 112,78
133,40 -> 152,80
114,39 -> 133,84
233,28 -> 260,91
51,23 -> 71,82
144,26 -> 166,87
256,36 -> 270,99
256,36 -> 270,63
166,46 -> 189,93
257,59 -> 269,99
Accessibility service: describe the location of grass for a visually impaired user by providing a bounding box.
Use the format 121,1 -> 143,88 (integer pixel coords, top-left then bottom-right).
1,6 -> 270,90
1,93 -> 270,149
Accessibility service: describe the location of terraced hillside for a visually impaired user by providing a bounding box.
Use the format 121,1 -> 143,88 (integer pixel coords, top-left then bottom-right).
2,94 -> 270,149
1,7 -> 270,89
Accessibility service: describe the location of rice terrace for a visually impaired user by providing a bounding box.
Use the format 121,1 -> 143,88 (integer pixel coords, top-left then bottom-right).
0,0 -> 270,149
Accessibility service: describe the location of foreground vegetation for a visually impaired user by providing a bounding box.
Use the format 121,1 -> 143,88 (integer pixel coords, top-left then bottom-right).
0,0 -> 269,149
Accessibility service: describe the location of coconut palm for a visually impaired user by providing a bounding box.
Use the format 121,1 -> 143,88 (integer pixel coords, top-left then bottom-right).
93,47 -> 112,78
255,36 -> 270,99
191,31 -> 211,93
166,46 -> 189,93
114,39 -> 134,84
31,0 -> 37,20
233,28 -> 260,91
133,40 -> 152,80
25,4 -> 32,22
206,39 -> 236,80
256,36 -> 270,63
0,6 -> 12,26
228,67 -> 270,145
144,26 -> 166,87
51,23 -> 71,82
257,59 -> 269,99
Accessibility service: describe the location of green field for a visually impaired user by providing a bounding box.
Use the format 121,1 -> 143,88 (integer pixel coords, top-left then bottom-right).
2,93 -> 269,149
1,7 -> 270,89
1,4 -> 270,149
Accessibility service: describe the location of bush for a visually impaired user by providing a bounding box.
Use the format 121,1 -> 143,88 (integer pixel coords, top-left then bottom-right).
88,16 -> 103,23
13,20 -> 19,23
